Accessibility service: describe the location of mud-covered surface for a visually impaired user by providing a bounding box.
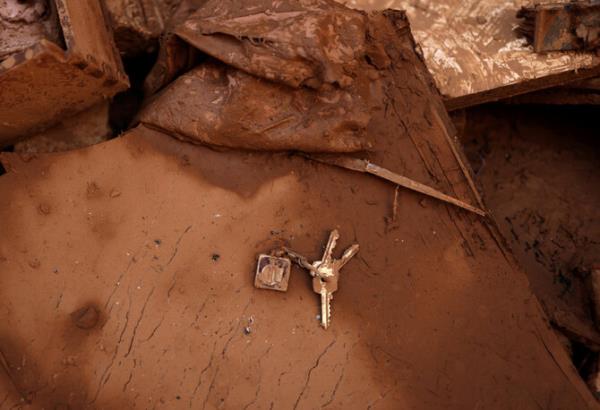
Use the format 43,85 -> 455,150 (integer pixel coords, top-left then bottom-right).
14,102 -> 111,154
461,104 -> 600,350
176,0 -> 368,90
0,8 -> 595,410
0,125 -> 591,408
338,0 -> 600,109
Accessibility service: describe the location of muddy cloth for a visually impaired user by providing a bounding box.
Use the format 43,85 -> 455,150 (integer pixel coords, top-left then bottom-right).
139,0 -> 381,152
140,61 -> 375,152
175,0 -> 367,89
143,0 -> 367,96
0,10 -> 596,409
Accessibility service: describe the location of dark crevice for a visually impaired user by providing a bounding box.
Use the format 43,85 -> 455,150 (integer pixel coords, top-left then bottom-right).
0,144 -> 14,176
109,51 -> 158,135
571,340 -> 597,381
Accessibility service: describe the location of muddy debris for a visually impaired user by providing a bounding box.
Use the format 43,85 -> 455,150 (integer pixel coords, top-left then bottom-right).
342,0 -> 600,109
1,0 -> 600,408
103,0 -> 176,56
0,0 -> 62,62
0,0 -> 128,145
517,1 -> 600,52
175,0 -> 369,89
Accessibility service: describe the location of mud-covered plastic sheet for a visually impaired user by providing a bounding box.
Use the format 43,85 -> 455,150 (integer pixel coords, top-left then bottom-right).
139,0 -> 385,152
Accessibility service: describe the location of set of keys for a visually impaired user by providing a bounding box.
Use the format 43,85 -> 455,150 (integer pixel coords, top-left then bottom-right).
255,230 -> 359,329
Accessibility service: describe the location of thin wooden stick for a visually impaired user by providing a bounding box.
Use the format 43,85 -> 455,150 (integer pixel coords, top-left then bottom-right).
307,154 -> 486,217
365,162 -> 486,216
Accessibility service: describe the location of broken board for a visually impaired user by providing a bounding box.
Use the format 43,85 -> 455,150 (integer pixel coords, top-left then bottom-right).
339,0 -> 600,110
0,0 -> 128,145
506,87 -> 600,105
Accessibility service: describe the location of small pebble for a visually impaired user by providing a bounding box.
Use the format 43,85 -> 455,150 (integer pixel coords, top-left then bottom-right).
71,305 -> 100,329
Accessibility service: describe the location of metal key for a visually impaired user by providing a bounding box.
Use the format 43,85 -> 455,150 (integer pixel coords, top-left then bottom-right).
280,229 -> 358,329
311,230 -> 359,329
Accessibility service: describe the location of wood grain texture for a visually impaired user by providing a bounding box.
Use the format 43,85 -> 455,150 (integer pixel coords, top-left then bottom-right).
0,41 -> 126,145
339,0 -> 600,109
0,0 -> 128,145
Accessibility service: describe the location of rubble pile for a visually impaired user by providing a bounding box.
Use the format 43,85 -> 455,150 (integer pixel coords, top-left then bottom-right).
0,0 -> 598,408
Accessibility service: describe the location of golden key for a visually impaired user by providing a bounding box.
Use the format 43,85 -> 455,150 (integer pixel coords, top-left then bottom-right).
308,230 -> 359,329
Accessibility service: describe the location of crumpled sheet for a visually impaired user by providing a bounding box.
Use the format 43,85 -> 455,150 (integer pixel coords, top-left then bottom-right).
174,0 -> 367,89
140,61 -> 376,152
139,0 -> 382,153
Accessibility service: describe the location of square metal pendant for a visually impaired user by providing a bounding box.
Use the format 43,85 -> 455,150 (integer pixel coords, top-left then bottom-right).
255,254 -> 291,292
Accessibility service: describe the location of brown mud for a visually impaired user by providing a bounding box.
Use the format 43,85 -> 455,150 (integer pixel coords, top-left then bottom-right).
0,121 -> 592,407
461,104 -> 600,372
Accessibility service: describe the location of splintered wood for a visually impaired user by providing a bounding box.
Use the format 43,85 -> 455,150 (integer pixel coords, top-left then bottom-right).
339,0 -> 600,109
517,1 -> 600,52
0,0 -> 128,145
308,155 -> 486,216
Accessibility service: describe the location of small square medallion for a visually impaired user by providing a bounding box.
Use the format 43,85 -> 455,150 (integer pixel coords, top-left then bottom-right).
255,254 -> 291,292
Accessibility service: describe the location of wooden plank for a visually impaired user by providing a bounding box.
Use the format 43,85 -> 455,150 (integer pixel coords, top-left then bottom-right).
0,41 -> 125,144
56,0 -> 125,74
516,1 -> 600,52
0,0 -> 128,145
339,0 -> 600,109
570,76 -> 600,90
506,87 -> 600,104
